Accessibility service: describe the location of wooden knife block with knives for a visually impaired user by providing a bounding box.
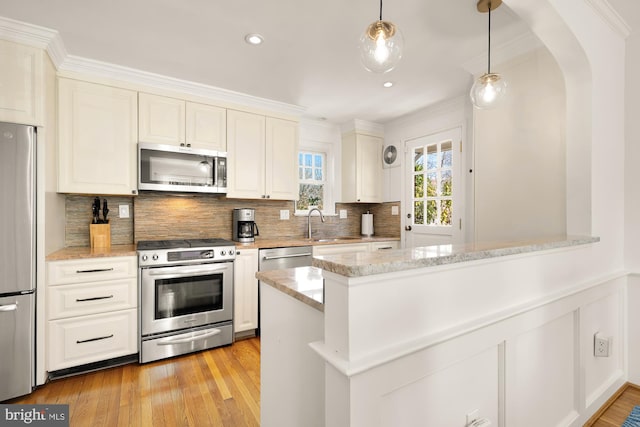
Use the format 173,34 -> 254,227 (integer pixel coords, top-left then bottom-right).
90,196 -> 111,248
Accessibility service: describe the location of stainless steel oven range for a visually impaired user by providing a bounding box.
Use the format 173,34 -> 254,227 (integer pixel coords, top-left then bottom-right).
137,239 -> 235,363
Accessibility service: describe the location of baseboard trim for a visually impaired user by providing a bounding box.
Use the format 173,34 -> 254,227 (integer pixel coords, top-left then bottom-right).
584,382 -> 640,426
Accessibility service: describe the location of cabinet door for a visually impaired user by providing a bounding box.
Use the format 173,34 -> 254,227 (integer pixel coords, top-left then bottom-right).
234,248 -> 259,333
227,110 -> 265,199
356,134 -> 383,203
138,93 -> 185,145
48,309 -> 137,371
186,102 -> 226,151
266,117 -> 299,200
58,79 -> 138,195
0,40 -> 43,126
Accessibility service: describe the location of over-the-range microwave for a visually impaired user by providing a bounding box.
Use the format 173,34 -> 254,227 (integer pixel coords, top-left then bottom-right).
138,142 -> 227,194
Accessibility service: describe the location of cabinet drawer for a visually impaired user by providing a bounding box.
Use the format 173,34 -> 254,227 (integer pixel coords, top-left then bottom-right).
312,243 -> 370,256
370,241 -> 399,251
48,309 -> 137,371
48,256 -> 137,286
48,278 -> 137,320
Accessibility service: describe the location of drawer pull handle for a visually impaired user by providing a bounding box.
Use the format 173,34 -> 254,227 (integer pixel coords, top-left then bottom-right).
75,268 -> 114,274
76,295 -> 114,302
377,246 -> 393,250
76,334 -> 114,344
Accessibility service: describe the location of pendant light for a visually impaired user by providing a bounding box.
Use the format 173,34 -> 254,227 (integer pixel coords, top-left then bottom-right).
470,0 -> 508,109
359,0 -> 404,73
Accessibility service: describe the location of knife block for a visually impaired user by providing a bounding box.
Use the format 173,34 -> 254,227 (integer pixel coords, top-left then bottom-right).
90,223 -> 111,248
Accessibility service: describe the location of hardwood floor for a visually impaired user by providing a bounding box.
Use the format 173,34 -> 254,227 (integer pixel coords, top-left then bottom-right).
8,338 -> 260,427
585,383 -> 640,427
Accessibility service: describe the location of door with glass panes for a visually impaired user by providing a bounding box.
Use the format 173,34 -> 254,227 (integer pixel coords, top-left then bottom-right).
404,127 -> 463,248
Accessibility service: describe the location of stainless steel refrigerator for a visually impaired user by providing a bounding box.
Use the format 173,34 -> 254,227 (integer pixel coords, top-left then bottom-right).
0,122 -> 35,401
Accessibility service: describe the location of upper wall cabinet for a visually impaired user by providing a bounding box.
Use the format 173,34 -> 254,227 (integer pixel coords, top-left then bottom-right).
227,110 -> 298,200
58,78 -> 138,195
342,132 -> 383,203
138,93 -> 226,151
0,40 -> 44,126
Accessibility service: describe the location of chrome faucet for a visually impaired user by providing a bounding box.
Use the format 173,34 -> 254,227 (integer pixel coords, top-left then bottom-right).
307,207 -> 325,239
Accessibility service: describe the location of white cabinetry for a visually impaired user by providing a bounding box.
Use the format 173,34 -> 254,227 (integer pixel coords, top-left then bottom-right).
0,40 -> 43,126
138,93 -> 226,151
47,256 -> 138,371
342,132 -> 383,203
227,110 -> 298,200
58,78 -> 138,195
233,248 -> 259,333
312,240 -> 399,256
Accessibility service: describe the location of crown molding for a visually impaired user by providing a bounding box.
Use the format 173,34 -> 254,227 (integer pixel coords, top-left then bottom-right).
340,119 -> 385,137
462,31 -> 543,76
58,55 -> 306,117
584,0 -> 631,39
0,15 -> 305,118
0,16 -> 67,67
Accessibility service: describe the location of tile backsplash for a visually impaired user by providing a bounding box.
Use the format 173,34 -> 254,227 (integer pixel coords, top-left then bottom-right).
64,193 -> 400,247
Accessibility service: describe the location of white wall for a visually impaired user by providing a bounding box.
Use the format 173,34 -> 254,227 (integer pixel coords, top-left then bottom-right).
474,48 -> 567,242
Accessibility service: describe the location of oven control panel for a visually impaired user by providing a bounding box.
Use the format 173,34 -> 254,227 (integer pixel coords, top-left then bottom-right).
138,247 -> 236,267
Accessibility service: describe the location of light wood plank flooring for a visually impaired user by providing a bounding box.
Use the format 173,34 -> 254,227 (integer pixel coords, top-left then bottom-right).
585,383 -> 640,426
8,337 -> 260,427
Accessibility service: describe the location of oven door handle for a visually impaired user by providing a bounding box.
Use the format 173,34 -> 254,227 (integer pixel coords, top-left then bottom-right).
156,328 -> 222,345
146,264 -> 229,278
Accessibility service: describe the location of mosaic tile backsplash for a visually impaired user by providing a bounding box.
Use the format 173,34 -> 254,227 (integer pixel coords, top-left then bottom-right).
64,193 -> 400,247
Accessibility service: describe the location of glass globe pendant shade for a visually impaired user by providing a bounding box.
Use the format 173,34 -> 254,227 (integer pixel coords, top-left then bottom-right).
470,72 -> 508,109
359,20 -> 403,73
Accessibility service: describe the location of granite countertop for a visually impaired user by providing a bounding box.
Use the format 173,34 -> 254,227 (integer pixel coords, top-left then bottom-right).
313,235 -> 600,278
46,244 -> 137,261
256,266 -> 324,312
236,236 -> 399,250
45,237 -> 400,261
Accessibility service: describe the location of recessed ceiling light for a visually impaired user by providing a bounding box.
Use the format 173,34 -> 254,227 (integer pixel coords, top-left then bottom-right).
383,81 -> 394,88
244,34 -> 264,45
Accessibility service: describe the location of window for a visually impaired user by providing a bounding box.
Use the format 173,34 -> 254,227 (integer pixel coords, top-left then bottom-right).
297,151 -> 326,211
412,140 -> 453,226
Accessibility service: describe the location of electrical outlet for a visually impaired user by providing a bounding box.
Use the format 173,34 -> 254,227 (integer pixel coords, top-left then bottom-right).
118,204 -> 130,218
594,332 -> 610,357
280,210 -> 289,220
391,205 -> 399,215
339,209 -> 347,219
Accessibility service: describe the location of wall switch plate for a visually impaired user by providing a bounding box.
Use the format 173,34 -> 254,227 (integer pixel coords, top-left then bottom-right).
391,205 -> 399,215
118,204 -> 130,218
280,210 -> 290,220
594,332 -> 610,357
339,209 -> 347,219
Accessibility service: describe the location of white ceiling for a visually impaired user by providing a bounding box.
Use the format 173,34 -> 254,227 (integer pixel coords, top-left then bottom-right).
1,0 -> 536,123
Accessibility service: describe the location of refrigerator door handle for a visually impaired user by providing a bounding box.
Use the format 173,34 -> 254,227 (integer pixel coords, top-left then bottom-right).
0,303 -> 18,312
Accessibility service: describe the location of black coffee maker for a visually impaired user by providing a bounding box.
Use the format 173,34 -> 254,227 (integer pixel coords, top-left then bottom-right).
232,208 -> 259,243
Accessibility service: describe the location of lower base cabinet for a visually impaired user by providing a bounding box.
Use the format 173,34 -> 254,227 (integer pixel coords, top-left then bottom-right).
233,248 -> 259,333
48,309 -> 137,371
47,256 -> 138,372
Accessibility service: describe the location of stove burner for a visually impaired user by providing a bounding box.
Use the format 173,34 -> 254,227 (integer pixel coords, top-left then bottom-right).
137,238 -> 234,250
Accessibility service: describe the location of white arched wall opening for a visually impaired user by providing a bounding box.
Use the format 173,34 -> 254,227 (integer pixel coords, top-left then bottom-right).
504,0 -> 626,266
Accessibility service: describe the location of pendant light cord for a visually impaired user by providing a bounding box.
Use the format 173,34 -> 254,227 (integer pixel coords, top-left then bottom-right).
379,0 -> 383,21
487,3 -> 492,74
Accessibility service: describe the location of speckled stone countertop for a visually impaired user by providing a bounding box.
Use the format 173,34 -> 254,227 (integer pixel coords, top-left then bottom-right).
235,236 -> 399,250
46,244 -> 137,261
256,266 -> 324,312
313,235 -> 600,278
45,237 -> 400,261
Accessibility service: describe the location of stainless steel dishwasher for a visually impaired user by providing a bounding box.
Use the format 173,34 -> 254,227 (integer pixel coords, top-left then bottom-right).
259,246 -> 313,271
257,246 -> 313,333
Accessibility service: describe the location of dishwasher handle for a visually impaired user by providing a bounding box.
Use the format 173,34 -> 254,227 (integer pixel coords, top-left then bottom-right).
262,252 -> 312,261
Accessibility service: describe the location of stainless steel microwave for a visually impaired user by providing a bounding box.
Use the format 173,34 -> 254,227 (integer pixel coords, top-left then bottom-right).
138,143 -> 227,194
